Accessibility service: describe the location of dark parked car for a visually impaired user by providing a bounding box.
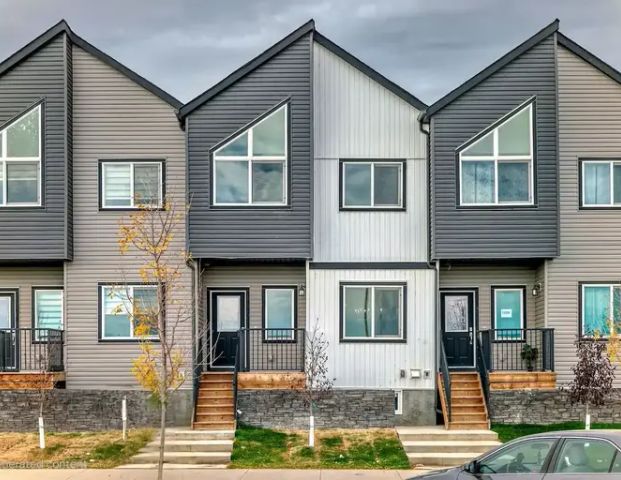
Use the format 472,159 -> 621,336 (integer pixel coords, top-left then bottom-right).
411,430 -> 621,479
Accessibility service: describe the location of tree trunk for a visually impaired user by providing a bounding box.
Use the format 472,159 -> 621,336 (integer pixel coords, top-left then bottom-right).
38,401 -> 45,449
158,397 -> 166,480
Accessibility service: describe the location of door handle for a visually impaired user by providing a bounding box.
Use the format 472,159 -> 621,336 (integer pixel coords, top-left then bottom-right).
468,327 -> 473,345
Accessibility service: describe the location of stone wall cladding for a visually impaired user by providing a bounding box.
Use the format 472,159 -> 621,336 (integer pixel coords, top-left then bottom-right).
490,389 -> 621,424
238,389 -> 396,429
0,389 -> 192,432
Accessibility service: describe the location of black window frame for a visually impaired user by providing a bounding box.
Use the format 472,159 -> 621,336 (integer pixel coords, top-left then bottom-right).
31,286 -> 64,343
490,285 -> 527,342
261,285 -> 298,343
339,159 -> 407,211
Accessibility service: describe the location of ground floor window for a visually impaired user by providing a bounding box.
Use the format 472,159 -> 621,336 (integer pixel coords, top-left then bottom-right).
33,288 -> 63,339
581,283 -> 620,338
100,284 -> 159,340
263,286 -> 296,341
394,390 -> 403,415
492,287 -> 525,340
341,283 -> 405,341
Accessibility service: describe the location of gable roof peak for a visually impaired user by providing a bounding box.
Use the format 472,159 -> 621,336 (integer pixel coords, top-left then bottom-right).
421,19 -> 559,121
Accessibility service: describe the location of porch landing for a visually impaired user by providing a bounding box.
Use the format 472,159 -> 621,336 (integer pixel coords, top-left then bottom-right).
0,372 -> 65,390
489,371 -> 556,390
238,371 -> 305,390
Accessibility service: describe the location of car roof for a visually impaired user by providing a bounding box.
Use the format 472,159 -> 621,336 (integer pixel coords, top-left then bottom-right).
518,430 -> 621,446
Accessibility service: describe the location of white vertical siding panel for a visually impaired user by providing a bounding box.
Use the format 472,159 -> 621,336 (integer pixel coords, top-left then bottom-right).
308,268 -> 435,390
313,43 -> 427,262
551,47 -> 621,385
66,47 -> 189,389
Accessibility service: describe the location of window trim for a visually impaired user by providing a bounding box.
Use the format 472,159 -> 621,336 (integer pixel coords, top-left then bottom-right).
98,283 -> 160,342
579,158 -> 621,209
32,286 -> 64,330
339,159 -> 406,211
99,159 -> 165,210
261,285 -> 298,343
457,99 -> 536,207
0,103 -> 43,208
491,286 -> 526,342
579,281 -> 621,339
394,390 -> 403,415
339,281 -> 407,343
211,102 -> 289,208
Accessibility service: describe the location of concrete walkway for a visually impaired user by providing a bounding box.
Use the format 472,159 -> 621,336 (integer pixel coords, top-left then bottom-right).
0,468 -> 433,479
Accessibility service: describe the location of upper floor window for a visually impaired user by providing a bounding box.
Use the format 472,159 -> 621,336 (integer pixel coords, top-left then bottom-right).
100,161 -> 163,209
0,104 -> 42,207
213,104 -> 287,206
581,160 -> 621,207
581,283 -> 620,338
459,101 -> 534,206
340,160 -> 405,210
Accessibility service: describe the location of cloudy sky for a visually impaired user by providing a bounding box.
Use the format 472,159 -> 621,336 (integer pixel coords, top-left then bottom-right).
0,0 -> 619,105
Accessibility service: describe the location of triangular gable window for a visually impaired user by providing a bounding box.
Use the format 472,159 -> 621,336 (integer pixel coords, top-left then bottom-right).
459,101 -> 534,206
213,104 -> 287,205
0,104 -> 42,206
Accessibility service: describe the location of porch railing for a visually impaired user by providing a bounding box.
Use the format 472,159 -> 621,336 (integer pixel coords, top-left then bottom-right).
0,328 -> 64,372
439,340 -> 452,423
480,328 -> 554,372
238,328 -> 305,372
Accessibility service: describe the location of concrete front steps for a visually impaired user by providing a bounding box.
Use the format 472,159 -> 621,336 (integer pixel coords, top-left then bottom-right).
397,426 -> 501,468
127,428 -> 234,467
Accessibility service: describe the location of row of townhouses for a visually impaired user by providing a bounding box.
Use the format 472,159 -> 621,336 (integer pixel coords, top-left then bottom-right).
0,18 -> 620,430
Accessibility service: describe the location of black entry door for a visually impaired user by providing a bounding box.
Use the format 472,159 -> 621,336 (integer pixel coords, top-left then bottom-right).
210,290 -> 246,369
441,290 -> 475,368
0,292 -> 17,372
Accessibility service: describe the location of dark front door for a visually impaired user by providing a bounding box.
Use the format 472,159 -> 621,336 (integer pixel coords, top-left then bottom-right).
210,290 -> 246,369
0,291 -> 17,372
441,290 -> 475,368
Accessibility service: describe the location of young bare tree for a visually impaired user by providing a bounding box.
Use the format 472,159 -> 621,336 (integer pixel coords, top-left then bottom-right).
116,196 -> 192,480
567,339 -> 615,429
301,323 -> 333,448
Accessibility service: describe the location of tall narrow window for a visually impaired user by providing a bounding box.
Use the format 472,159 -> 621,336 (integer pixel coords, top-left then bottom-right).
492,287 -> 525,340
582,160 -> 621,207
263,287 -> 296,341
100,161 -> 163,208
341,160 -> 404,209
341,284 -> 405,341
582,284 -> 621,338
0,105 -> 42,206
459,101 -> 534,206
213,104 -> 288,206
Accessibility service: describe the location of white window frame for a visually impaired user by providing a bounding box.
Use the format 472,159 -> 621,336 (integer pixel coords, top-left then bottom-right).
0,104 -> 42,207
33,287 -> 64,331
581,283 -> 620,339
263,286 -> 296,341
493,287 -> 525,340
459,102 -> 534,206
100,284 -> 159,341
341,160 -> 404,209
581,160 -> 621,207
341,284 -> 405,340
213,104 -> 288,206
100,161 -> 163,209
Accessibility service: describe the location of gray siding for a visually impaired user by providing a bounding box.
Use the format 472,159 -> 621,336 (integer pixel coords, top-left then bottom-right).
439,264 -> 539,331
187,34 -> 312,259
0,34 -> 69,260
312,42 -> 428,262
430,34 -> 558,259
66,46 -> 189,389
549,47 -> 621,384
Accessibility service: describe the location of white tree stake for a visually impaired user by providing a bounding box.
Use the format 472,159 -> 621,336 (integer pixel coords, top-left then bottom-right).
38,416 -> 45,449
122,396 -> 128,440
309,415 -> 315,448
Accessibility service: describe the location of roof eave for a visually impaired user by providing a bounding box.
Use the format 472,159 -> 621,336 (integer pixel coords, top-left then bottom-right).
557,32 -> 621,86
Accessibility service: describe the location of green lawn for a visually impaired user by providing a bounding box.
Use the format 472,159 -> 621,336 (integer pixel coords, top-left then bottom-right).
492,422 -> 621,443
230,424 -> 410,469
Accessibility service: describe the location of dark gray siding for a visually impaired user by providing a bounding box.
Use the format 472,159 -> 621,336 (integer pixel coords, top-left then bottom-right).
64,34 -> 73,260
187,34 -> 312,259
431,34 -> 558,259
0,33 -> 69,260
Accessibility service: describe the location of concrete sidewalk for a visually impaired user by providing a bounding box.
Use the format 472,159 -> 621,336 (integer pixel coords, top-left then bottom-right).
0,468 -> 433,479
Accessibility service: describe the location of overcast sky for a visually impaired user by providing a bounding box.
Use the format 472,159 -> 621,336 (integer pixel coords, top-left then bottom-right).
0,0 -> 619,105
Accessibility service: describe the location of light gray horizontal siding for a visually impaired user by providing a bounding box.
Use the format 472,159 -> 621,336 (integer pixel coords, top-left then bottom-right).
549,46 -> 621,385
187,34 -> 312,259
308,268 -> 435,390
439,264 -> 539,331
65,46 -> 189,390
0,34 -> 69,259
431,34 -> 558,259
312,42 -> 427,262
